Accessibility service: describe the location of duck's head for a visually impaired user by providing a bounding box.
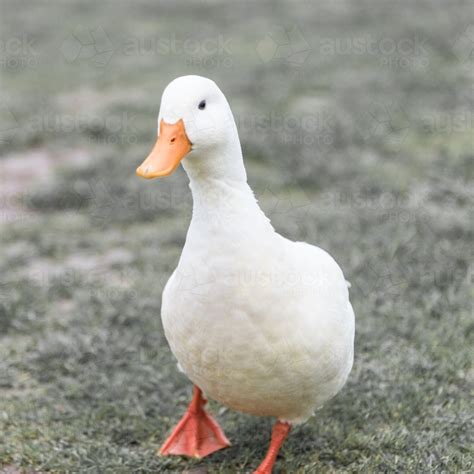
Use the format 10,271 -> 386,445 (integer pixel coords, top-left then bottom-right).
136,75 -> 244,182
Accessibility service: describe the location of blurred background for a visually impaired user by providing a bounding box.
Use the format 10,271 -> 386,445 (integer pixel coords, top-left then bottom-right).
1,1 -> 472,472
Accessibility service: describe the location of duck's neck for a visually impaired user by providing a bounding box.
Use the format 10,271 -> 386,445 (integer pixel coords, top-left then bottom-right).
182,138 -> 274,239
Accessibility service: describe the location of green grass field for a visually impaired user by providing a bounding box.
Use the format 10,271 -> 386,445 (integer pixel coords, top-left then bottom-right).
1,1 -> 473,472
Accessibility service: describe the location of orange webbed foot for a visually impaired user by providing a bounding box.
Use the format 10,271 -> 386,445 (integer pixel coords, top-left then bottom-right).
159,386 -> 230,458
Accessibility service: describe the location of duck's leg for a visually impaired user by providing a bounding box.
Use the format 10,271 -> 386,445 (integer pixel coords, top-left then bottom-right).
159,385 -> 230,458
253,421 -> 291,474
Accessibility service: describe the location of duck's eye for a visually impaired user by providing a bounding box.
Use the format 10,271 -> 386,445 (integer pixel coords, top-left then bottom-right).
198,99 -> 206,110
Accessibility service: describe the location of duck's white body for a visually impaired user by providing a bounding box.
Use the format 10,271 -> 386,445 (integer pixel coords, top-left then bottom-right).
162,176 -> 354,423
147,75 -> 355,425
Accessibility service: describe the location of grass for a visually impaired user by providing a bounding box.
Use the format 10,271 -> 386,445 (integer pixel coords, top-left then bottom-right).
1,0 -> 473,472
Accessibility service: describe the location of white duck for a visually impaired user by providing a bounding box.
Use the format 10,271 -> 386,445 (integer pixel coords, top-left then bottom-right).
136,75 -> 355,474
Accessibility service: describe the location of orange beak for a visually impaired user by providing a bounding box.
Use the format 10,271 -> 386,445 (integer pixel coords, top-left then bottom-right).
136,119 -> 192,179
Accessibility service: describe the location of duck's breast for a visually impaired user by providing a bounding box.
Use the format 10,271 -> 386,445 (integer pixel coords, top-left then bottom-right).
161,236 -> 354,421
